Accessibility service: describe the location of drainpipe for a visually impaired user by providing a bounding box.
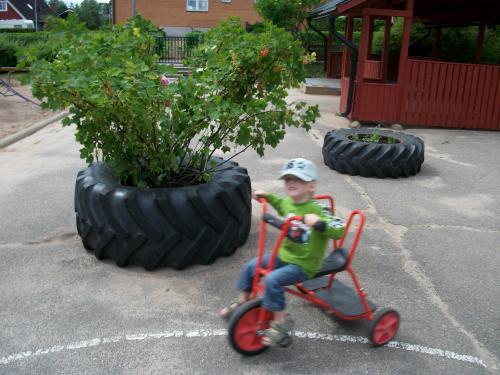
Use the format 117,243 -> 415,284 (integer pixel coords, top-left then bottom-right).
328,15 -> 358,117
306,17 -> 328,73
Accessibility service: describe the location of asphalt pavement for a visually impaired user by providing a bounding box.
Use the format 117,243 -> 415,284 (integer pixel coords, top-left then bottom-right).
0,89 -> 499,374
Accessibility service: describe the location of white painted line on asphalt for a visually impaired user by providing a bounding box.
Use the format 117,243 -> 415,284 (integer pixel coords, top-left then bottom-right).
293,332 -> 486,368
0,329 -> 486,368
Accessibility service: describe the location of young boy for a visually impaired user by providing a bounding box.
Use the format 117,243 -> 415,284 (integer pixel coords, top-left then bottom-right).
220,158 -> 346,347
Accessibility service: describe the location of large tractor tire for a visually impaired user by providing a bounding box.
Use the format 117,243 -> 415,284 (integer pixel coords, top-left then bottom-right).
322,128 -> 424,178
74,158 -> 251,270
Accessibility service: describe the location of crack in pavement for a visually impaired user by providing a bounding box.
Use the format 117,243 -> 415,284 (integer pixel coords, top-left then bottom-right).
0,232 -> 78,247
407,224 -> 500,233
307,128 -> 499,371
366,223 -> 500,234
344,168 -> 499,372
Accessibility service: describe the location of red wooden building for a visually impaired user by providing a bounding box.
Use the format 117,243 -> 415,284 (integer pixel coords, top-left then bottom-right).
310,0 -> 500,130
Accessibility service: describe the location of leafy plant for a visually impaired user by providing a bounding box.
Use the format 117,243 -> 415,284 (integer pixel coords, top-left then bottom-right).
350,129 -> 397,144
28,16 -> 320,188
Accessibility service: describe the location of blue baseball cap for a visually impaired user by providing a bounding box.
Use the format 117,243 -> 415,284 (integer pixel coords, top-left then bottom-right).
279,158 -> 318,182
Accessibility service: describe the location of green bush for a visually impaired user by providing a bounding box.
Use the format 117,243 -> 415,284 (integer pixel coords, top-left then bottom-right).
482,26 -> 500,64
185,30 -> 205,49
0,36 -> 18,66
29,16 -> 319,188
246,22 -> 266,33
3,32 -> 49,45
371,21 -> 500,64
18,15 -> 89,68
0,29 -> 37,33
0,32 -> 51,66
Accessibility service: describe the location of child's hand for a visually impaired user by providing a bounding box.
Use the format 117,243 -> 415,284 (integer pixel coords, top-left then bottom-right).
304,214 -> 321,227
252,189 -> 269,200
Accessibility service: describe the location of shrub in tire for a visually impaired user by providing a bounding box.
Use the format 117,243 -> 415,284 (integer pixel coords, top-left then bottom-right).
322,128 -> 424,178
75,158 -> 251,270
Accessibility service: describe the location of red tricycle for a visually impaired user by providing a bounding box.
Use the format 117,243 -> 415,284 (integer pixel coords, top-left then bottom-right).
227,195 -> 400,355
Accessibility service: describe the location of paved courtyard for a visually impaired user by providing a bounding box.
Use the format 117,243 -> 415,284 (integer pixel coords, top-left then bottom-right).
0,89 -> 499,374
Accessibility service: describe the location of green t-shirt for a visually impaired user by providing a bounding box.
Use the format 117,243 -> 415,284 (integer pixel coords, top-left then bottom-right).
266,193 -> 346,278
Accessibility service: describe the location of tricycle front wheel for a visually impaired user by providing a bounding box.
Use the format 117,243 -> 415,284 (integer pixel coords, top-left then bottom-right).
228,299 -> 273,356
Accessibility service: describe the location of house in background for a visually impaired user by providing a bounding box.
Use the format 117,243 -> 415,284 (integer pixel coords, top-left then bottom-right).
112,0 -> 261,36
0,0 -> 53,30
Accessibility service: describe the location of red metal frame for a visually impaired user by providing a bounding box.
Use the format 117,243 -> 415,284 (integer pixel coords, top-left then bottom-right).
252,196 -> 374,324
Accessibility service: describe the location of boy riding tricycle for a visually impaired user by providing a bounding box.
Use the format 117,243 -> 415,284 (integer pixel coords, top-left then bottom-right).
220,158 -> 400,355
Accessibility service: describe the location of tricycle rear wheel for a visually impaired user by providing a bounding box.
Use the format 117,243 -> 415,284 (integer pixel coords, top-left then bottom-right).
228,299 -> 272,356
368,307 -> 400,347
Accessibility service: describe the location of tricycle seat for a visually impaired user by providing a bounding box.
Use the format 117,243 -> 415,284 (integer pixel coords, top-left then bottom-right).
313,248 -> 349,278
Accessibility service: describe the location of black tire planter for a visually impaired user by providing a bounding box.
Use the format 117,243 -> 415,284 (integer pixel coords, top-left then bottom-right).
322,128 -> 424,178
74,158 -> 251,270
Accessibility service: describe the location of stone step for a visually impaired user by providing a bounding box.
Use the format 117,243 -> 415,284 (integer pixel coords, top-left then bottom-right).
301,78 -> 341,96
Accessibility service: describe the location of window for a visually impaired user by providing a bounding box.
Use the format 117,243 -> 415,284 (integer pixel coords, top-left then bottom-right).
0,1 -> 7,12
187,0 -> 208,12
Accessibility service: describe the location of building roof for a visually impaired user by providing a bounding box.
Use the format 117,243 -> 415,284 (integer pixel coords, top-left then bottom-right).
309,0 -> 349,19
9,0 -> 54,21
309,0 -> 500,25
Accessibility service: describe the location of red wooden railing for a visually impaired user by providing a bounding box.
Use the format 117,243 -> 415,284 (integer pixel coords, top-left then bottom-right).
401,59 -> 500,129
348,59 -> 500,130
355,83 -> 400,122
364,60 -> 382,80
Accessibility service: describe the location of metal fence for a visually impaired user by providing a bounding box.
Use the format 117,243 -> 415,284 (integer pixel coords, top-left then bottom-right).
155,36 -> 195,64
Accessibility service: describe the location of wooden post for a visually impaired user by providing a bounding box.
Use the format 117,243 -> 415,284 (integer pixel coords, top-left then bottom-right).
342,16 -> 355,78
433,24 -> 441,60
382,16 -> 391,81
474,22 -> 486,64
367,17 -> 375,59
397,15 -> 413,121
353,14 -> 372,118
356,14 -> 372,83
397,16 -> 412,83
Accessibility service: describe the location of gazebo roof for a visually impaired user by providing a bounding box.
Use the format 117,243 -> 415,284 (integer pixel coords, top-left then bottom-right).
309,0 -> 347,19
310,0 -> 500,25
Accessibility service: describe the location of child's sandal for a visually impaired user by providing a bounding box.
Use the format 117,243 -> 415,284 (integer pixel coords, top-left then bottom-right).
219,301 -> 241,320
262,320 -> 293,347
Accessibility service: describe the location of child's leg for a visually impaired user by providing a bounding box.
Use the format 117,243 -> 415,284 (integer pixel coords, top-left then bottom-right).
262,263 -> 308,315
220,255 -> 273,319
262,264 -> 308,346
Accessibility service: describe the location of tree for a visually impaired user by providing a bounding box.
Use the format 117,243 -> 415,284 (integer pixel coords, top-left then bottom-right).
49,0 -> 68,15
73,0 -> 102,30
254,0 -> 322,34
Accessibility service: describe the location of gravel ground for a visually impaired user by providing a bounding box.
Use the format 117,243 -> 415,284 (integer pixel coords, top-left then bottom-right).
0,75 -> 56,140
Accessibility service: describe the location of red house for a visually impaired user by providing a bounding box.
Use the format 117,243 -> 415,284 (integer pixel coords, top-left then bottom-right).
310,0 -> 500,130
0,0 -> 53,30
